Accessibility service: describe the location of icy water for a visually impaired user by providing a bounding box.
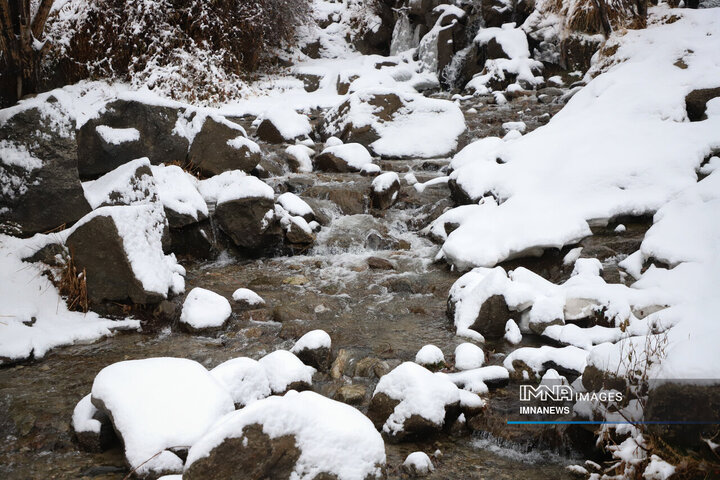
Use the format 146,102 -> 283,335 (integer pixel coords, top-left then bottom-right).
0,95 -> 582,479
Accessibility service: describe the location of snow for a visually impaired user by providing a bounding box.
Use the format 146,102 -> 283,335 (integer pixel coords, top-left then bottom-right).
434,8 -> 720,270
0,234 -> 139,364
443,366 -> 509,394
210,357 -> 272,407
90,357 -> 234,477
371,172 -> 399,192
643,455 -> 676,480
504,319 -> 522,345
0,140 -> 43,170
197,170 -> 274,204
185,390 -> 385,480
277,192 -> 314,218
361,163 -> 382,175
454,343 -> 485,370
257,108 -> 312,140
319,143 -> 374,170
179,288 -> 232,330
325,136 -> 343,147
373,362 -> 460,435
95,125 -> 140,145
72,394 -> 102,434
150,164 -> 208,221
231,287 -> 264,306
291,329 -> 332,353
72,203 -> 185,297
504,345 -> 588,376
226,135 -> 261,153
403,452 -> 434,474
285,144 -> 315,173
257,350 -> 316,393
82,158 -> 156,209
415,345 -> 445,366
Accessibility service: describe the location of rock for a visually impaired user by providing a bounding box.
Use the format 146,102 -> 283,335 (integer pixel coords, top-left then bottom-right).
90,358 -> 234,478
290,330 -> 332,372
66,205 -> 184,305
685,87 -> 720,121
367,256 -> 395,270
482,0 -> 513,27
367,362 -> 461,441
214,196 -> 281,251
415,345 -> 446,371
258,350 -> 315,394
335,384 -> 368,405
336,73 -> 360,95
320,93 -> 402,146
447,294 -> 512,340
231,288 -> 265,308
355,357 -> 390,379
402,452 -> 434,477
187,116 -> 261,176
179,287 -> 232,333
82,158 -> 158,209
314,143 -> 374,173
284,217 -> 316,246
184,391 -> 386,480
167,220 -> 216,260
77,99 -> 189,178
296,73 -> 322,92
454,343 -> 485,370
0,101 -> 91,235
370,172 -> 401,210
561,34 -> 602,72
210,357 -> 272,408
72,394 -> 117,452
330,349 -> 351,379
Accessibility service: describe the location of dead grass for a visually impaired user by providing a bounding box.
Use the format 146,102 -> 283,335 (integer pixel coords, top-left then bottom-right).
58,248 -> 88,313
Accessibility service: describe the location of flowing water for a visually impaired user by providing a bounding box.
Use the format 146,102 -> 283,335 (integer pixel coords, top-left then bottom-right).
0,94 -> 586,479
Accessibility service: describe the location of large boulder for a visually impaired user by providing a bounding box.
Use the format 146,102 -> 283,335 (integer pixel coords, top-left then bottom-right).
315,143 -> 375,173
187,116 -> 261,175
89,358 -> 234,478
77,98 -> 189,179
82,158 -> 157,209
255,110 -> 312,144
184,390 -> 386,480
0,99 -> 91,235
447,293 -> 513,340
65,204 -> 185,305
367,362 -> 461,441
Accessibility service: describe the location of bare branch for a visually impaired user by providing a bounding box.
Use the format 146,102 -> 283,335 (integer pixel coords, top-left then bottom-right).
32,0 -> 53,38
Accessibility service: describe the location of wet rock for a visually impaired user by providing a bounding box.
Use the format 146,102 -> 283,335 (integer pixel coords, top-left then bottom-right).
0,101 -> 92,235
284,218 -> 316,246
561,34 -> 602,72
335,384 -> 368,405
447,294 -> 512,340
72,394 -> 117,452
402,451 -> 434,477
355,357 -> 390,379
77,99 -> 189,178
303,185 -> 367,215
331,349 -> 351,379
167,220 -> 216,260
291,330 -> 332,372
214,196 -> 281,251
367,256 -> 395,270
370,172 -> 401,210
685,86 -> 720,121
482,0 -> 513,27
187,116 -> 260,176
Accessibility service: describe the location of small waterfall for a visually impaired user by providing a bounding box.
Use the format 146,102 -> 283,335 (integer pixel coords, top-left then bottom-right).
442,44 -> 473,89
390,10 -> 416,56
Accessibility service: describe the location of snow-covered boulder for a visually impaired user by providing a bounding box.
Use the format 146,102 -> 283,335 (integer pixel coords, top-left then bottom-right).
210,357 -> 272,408
415,345 -> 445,370
150,164 -> 208,228
179,287 -> 232,332
276,192 -> 315,222
367,362 -> 461,441
184,390 -> 386,480
89,357 -> 234,478
290,329 -> 332,372
284,144 -> 315,173
0,99 -> 91,235
82,158 -> 157,209
188,116 -> 260,176
231,287 -> 265,308
454,343 -> 485,370
370,172 -> 401,210
77,98 -> 189,178
255,109 -> 312,144
320,90 -> 466,159
65,204 -> 185,304
402,451 -> 434,477
258,350 -> 316,394
72,394 -> 115,452
314,143 -> 374,173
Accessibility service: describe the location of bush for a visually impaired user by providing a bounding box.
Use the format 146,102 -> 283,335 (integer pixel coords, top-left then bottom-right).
44,0 -> 310,103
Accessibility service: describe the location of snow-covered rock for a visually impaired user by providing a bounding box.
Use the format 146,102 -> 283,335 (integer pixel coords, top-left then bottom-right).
402,451 -> 434,476
82,158 -> 157,209
90,357 -> 234,478
231,287 -> 265,307
276,192 -> 314,222
179,288 -> 232,332
314,143 -> 374,173
150,164 -> 208,228
188,115 -> 260,175
454,343 -> 485,371
284,144 -> 315,173
184,390 -> 386,480
255,108 -> 312,143
370,172 -> 400,210
72,394 -> 114,452
290,329 -> 332,372
415,345 -> 445,370
210,357 -> 272,408
258,350 -> 316,394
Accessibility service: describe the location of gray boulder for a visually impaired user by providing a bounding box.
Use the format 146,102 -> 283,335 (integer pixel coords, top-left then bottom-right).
188,116 -> 260,176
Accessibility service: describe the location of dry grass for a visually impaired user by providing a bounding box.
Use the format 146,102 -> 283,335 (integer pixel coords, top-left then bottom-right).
58,248 -> 88,313
547,0 -> 646,35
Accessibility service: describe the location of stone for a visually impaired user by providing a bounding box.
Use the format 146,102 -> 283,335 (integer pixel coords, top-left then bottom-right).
335,384 -> 368,405
482,0 -> 513,27
354,357 -> 390,379
187,116 -> 260,176
330,349 -> 351,379
296,73 -> 322,92
685,87 -> 720,121
561,34 -> 603,72
447,294 -> 512,340
293,346 -> 331,373
255,118 -> 286,144
367,256 -> 395,270
0,101 -> 91,235
213,196 -> 282,251
370,174 -> 401,210
77,99 -> 189,178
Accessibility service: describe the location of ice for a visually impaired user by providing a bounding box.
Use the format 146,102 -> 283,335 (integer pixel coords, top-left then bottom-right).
179,288 -> 232,330
231,287 -> 265,306
185,390 -> 385,480
90,357 -> 234,477
454,343 -> 485,370
415,345 -> 445,366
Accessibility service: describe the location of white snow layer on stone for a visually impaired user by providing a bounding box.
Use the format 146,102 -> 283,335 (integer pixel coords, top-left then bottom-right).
90,358 -> 234,477
415,345 -> 445,366
72,394 -> 102,434
291,329 -> 332,353
150,164 -> 208,220
434,8 -> 720,270
374,362 -> 459,435
285,144 -> 315,173
226,135 -> 261,153
371,172 -> 399,192
180,288 -> 232,329
403,452 -> 434,474
231,287 -> 265,305
443,366 -> 509,394
185,390 -> 386,480
210,357 -> 272,407
277,192 -> 314,218
258,108 -> 312,140
454,343 -> 485,370
0,139 -> 43,170
504,345 -> 588,376
504,319 -> 522,344
197,170 -> 274,204
82,158 -> 156,209
258,350 -> 316,393
95,125 -> 140,145
320,143 -> 374,170
0,235 -> 139,364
